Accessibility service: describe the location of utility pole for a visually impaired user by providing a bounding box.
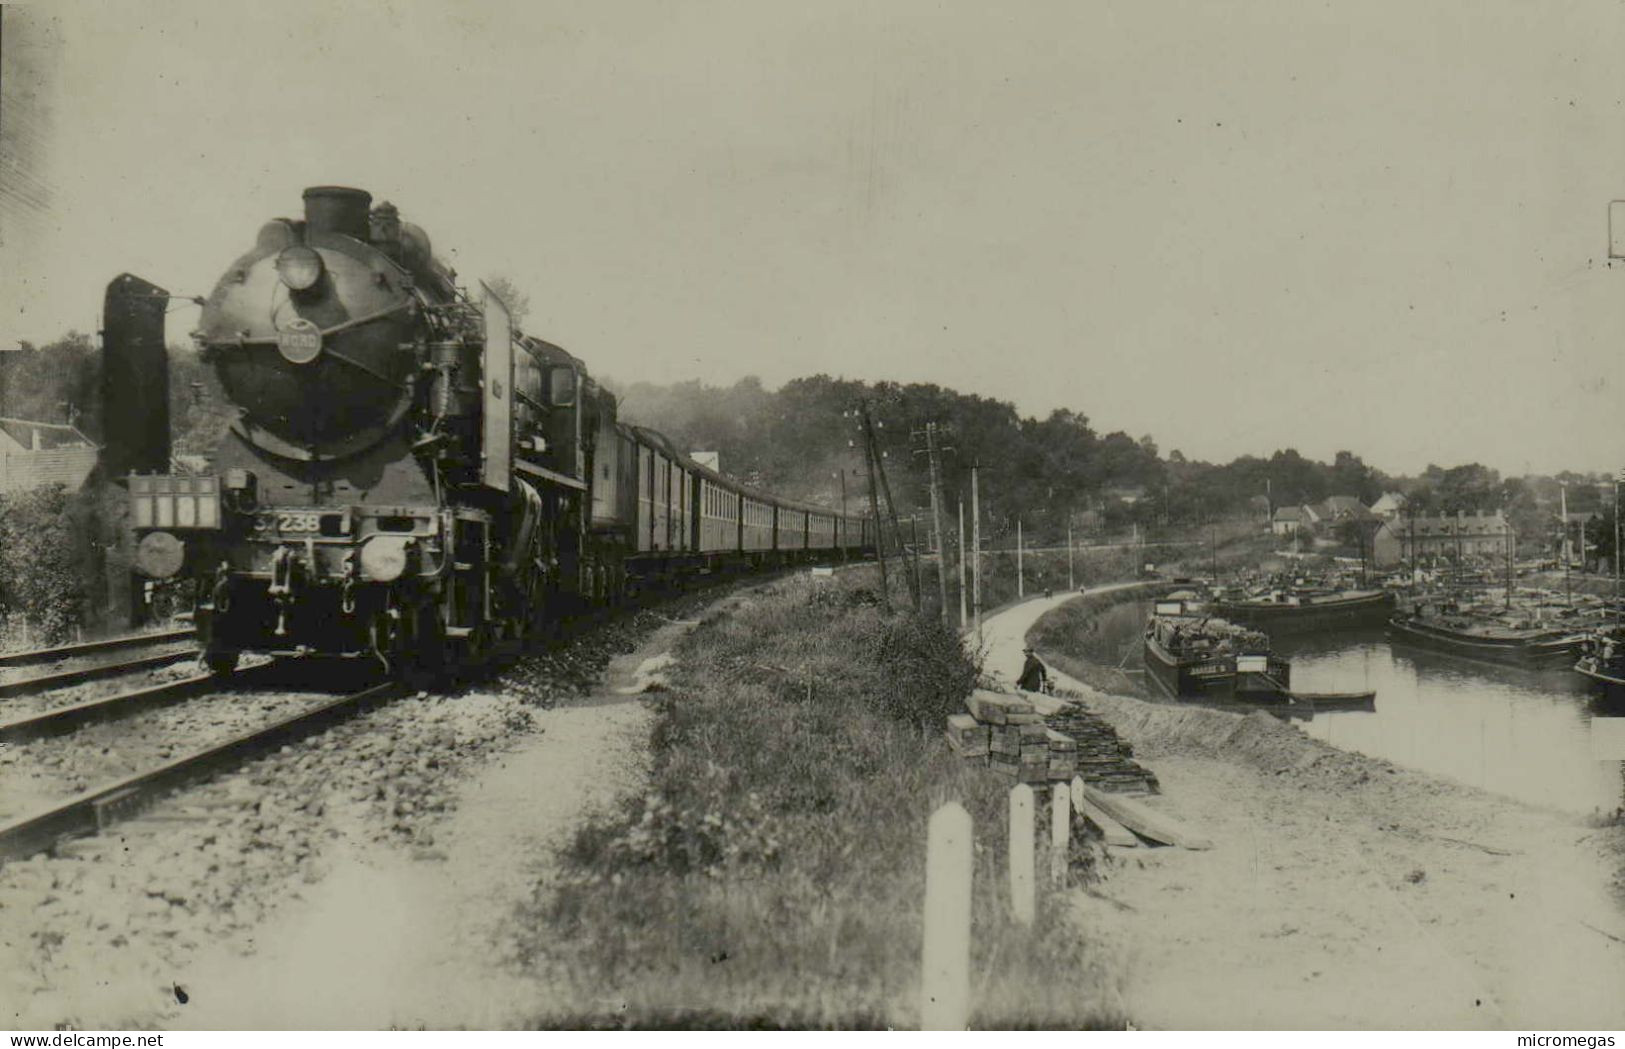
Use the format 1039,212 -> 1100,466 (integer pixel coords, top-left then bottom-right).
911,515 -> 925,601
921,422 -> 951,626
972,464 -> 982,640
859,400 -> 920,612
1561,481 -> 1572,607
957,499 -> 968,630
857,421 -> 890,611
1066,519 -> 1075,591
1017,518 -> 1025,599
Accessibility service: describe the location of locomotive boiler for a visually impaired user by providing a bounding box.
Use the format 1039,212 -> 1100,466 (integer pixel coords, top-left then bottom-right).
115,186 -> 870,682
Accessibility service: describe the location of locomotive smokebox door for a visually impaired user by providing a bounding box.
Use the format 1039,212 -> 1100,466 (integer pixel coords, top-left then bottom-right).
102,273 -> 172,477
480,281 -> 514,492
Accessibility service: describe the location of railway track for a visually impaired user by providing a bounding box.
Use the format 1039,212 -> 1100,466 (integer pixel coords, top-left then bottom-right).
0,678 -> 401,863
0,568 -> 817,866
0,667 -> 251,744
0,627 -> 195,670
0,649 -> 200,700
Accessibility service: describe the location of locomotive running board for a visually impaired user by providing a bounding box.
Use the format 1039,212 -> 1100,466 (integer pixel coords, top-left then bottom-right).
514,459 -> 588,491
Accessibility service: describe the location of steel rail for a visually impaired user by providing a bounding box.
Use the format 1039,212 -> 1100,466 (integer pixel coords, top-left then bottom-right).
0,650 -> 197,699
0,679 -> 402,863
0,628 -> 195,670
0,665 -> 282,744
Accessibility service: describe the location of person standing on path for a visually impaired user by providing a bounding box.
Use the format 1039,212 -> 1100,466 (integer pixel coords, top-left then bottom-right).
1016,645 -> 1048,692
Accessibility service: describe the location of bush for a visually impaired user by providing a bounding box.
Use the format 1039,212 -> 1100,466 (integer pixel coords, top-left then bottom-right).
868,613 -> 980,727
515,569 -> 1122,1028
0,485 -> 86,646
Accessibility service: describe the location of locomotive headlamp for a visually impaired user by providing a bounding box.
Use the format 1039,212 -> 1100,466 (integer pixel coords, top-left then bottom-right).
359,535 -> 413,582
274,246 -> 324,291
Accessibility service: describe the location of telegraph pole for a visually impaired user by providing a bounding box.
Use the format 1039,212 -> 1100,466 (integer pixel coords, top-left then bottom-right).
860,400 -> 919,611
853,411 -> 890,610
1561,481 -> 1571,607
922,422 -> 951,625
1017,518 -> 1025,599
958,499 -> 968,629
972,464 -> 982,640
1066,520 -> 1075,591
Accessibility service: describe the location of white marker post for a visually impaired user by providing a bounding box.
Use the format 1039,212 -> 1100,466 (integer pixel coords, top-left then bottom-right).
920,802 -> 972,1031
1050,785 -> 1071,886
1008,784 -> 1035,925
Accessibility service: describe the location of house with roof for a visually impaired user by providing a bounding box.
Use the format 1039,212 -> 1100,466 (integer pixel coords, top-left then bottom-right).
1368,491 -> 1408,519
0,417 -> 99,495
1312,494 -> 1375,523
1272,504 -> 1317,536
1370,509 -> 1514,567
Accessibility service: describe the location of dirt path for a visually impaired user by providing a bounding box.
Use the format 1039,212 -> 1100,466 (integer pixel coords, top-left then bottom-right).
997,589 -> 1625,1031
165,616 -> 699,1030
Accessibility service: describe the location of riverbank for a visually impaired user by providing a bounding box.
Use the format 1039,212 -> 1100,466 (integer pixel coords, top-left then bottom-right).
1013,590 -> 1625,1030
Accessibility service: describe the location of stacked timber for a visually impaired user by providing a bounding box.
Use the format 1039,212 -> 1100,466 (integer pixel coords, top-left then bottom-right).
947,689 -> 1158,794
944,713 -> 989,759
1044,705 -> 1159,795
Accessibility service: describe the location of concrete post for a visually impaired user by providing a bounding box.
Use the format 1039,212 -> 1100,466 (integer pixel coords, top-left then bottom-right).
1009,784 -> 1035,925
1051,785 -> 1071,886
920,802 -> 972,1030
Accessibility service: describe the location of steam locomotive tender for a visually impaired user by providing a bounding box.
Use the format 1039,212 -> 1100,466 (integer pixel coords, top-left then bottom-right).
122,186 -> 870,681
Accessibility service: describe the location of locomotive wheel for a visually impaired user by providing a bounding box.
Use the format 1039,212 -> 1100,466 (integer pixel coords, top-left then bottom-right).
400,602 -> 448,691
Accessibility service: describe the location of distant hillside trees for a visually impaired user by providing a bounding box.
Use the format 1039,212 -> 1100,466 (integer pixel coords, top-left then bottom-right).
0,331 -> 101,436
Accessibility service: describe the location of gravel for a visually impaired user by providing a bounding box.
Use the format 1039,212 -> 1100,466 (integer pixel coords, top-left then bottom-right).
0,579 -> 757,1030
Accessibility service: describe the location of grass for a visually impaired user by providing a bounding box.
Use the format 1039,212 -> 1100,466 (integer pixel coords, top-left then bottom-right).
1025,583 -> 1165,699
514,569 -> 1125,1029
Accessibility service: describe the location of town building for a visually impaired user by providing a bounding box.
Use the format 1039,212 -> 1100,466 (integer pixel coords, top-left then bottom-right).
1271,503 -> 1326,536
1368,491 -> 1408,518
0,417 -> 99,495
1370,509 -> 1514,567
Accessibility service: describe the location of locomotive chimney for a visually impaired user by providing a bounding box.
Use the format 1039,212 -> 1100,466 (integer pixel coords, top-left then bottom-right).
303,186 -> 373,240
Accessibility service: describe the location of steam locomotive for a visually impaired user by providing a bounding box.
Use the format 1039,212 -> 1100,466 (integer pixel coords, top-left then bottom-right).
111,186 -> 870,682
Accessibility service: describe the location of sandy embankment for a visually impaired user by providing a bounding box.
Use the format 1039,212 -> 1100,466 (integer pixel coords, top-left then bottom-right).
995,588 -> 1625,1031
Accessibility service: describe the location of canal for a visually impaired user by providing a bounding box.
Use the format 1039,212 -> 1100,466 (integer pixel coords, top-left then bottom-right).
1075,598 -> 1625,814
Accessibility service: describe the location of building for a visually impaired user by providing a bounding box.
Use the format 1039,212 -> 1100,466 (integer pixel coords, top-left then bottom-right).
0,417 -> 99,495
1368,491 -> 1408,519
1271,505 -> 1318,536
1312,494 -> 1372,522
1371,509 -> 1514,567
1558,510 -> 1600,564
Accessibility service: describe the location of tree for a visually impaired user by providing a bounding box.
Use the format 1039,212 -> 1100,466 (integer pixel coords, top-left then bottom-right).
483,276 -> 532,329
0,331 -> 101,438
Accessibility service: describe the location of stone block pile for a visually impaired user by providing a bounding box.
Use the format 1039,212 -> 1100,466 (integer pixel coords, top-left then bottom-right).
944,688 -> 1159,795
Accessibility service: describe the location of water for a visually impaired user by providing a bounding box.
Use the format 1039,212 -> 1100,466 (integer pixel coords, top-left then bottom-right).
1078,599 -> 1625,814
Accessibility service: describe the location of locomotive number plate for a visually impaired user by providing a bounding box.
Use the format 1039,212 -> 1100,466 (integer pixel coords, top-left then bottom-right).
277,318 -> 323,364
256,511 -> 321,534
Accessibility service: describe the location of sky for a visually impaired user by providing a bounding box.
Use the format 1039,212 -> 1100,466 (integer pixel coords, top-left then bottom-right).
4,1 -> 1625,477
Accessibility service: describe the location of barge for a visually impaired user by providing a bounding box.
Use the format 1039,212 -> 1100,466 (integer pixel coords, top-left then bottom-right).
1210,587 -> 1395,633
1386,607 -> 1583,668
1143,599 -> 1292,701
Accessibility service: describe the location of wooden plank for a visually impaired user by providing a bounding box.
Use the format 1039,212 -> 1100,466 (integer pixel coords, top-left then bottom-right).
1025,692 -> 1072,717
1070,778 -> 1139,848
965,693 -> 1007,725
1078,783 -> 1211,850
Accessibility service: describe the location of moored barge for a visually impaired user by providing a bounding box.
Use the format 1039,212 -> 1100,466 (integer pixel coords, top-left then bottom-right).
1386,607 -> 1583,668
1211,587 -> 1395,633
1143,599 -> 1292,700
